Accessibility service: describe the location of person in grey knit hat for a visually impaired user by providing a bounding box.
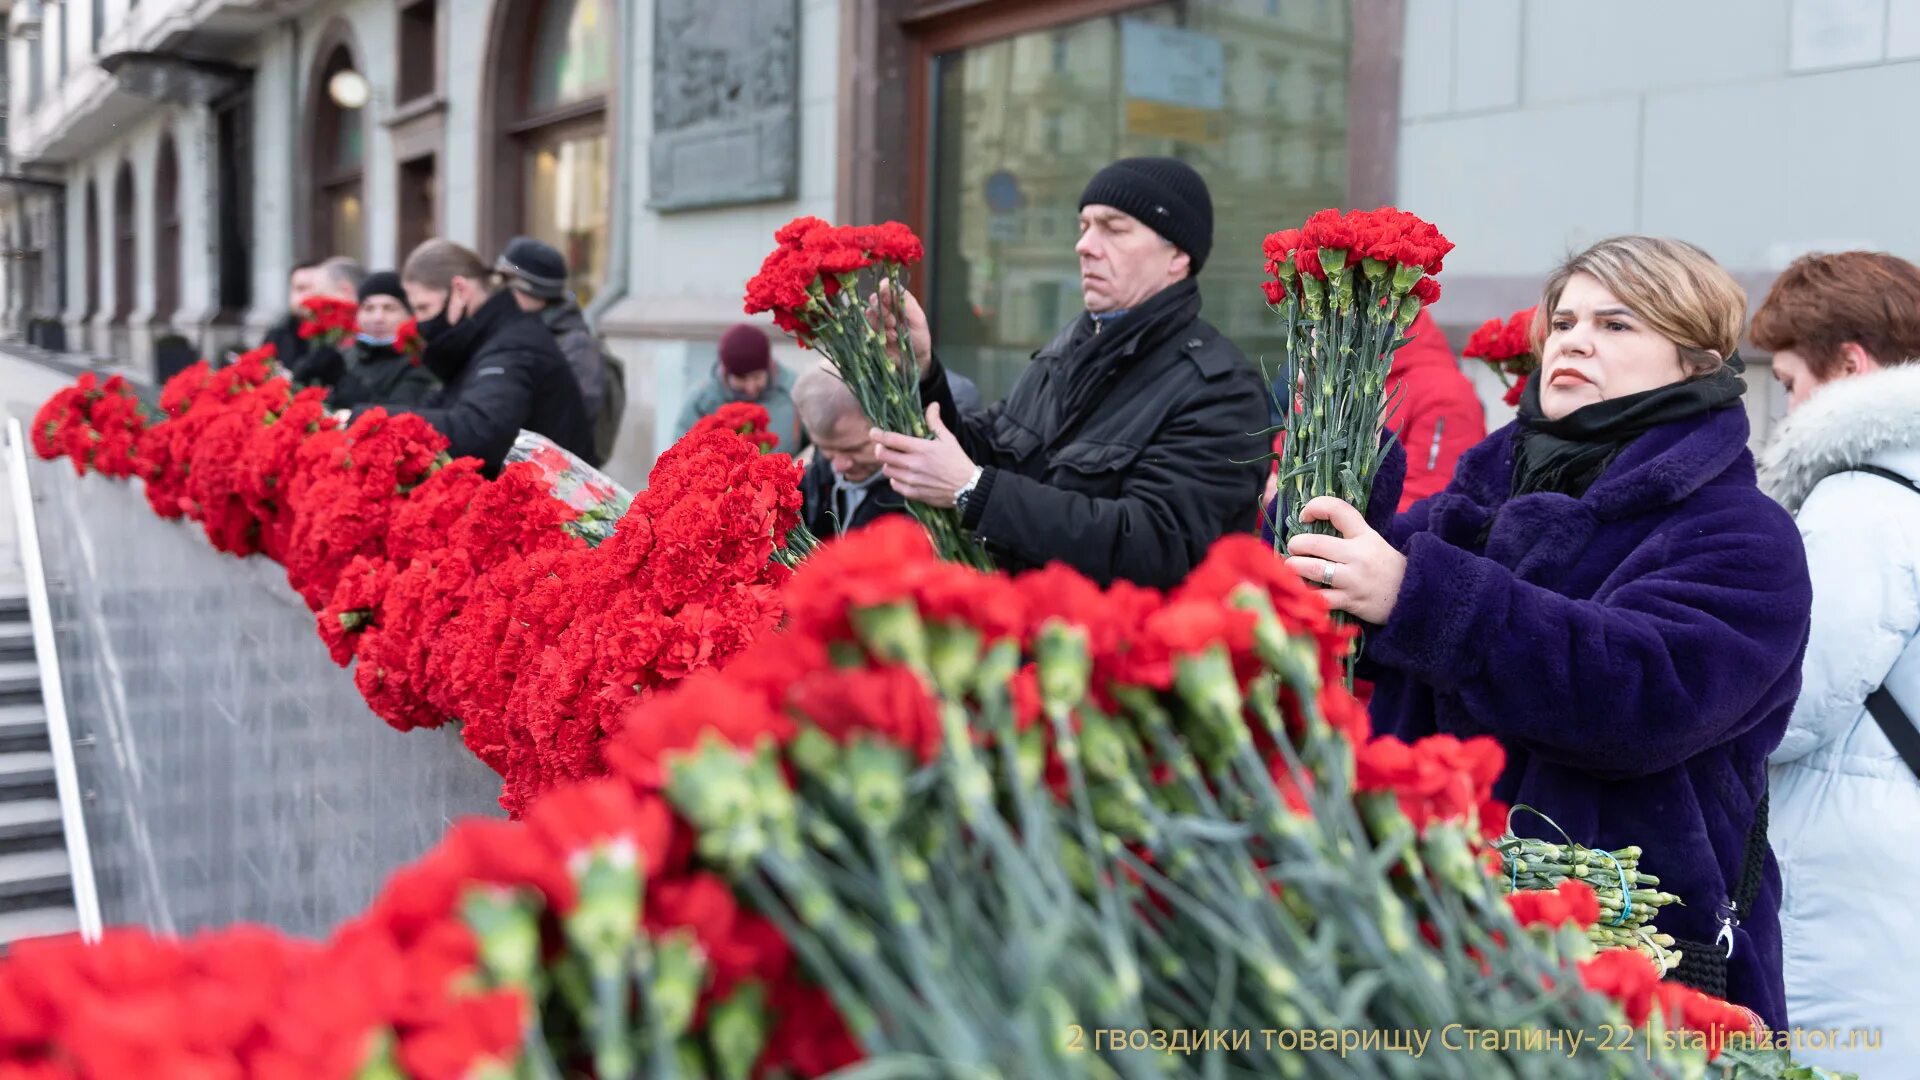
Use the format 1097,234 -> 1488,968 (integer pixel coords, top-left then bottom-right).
496,236 -> 626,464
866,156 -> 1267,588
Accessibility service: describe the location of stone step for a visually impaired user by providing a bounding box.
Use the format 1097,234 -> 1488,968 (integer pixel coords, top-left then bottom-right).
0,798 -> 61,844
0,848 -> 68,902
0,595 -> 24,621
0,904 -> 79,947
0,622 -> 31,663
0,660 -> 39,704
0,704 -> 47,753
0,750 -> 54,796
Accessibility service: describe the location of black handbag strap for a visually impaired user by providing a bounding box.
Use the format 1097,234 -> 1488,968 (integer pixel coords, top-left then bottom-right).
1842,463 -> 1920,495
1866,689 -> 1920,782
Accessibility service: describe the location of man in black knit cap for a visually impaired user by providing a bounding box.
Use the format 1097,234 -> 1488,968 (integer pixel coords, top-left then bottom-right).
870,156 -> 1268,588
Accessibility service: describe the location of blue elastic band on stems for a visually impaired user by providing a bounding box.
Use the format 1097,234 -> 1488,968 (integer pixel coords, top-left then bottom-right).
1506,803 -> 1631,924
1594,848 -> 1633,926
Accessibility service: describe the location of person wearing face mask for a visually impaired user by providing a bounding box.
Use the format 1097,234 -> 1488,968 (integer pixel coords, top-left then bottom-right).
866,156 -> 1269,589
325,271 -> 439,411
371,239 -> 594,473
1277,237 -> 1813,1028
792,361 -> 908,538
1748,252 -> 1920,1072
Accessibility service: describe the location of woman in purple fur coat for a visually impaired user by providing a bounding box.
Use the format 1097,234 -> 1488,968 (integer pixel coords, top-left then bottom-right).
1281,237 -> 1813,1029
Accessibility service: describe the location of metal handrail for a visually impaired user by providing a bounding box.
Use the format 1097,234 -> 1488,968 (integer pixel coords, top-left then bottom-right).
4,417 -> 103,941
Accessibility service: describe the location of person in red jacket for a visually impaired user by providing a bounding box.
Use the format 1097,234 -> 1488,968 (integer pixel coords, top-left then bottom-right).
1264,308 -> 1485,517
1384,308 -> 1486,510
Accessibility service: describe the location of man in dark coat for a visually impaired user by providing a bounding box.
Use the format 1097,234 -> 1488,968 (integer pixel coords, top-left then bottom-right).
792,361 -> 909,538
263,256 -> 364,383
327,271 -> 438,411
495,236 -> 624,465
871,157 -> 1268,589
372,239 -> 594,474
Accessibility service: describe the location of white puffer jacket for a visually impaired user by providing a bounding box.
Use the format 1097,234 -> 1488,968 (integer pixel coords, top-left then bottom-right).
1760,362 -> 1920,1074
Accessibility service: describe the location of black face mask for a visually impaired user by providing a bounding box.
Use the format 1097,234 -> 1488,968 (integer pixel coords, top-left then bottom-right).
416,288 -> 489,376
416,308 -> 454,343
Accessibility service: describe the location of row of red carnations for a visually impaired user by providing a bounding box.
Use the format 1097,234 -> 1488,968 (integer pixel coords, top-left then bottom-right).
0,517 -> 1759,1079
30,356 -> 807,814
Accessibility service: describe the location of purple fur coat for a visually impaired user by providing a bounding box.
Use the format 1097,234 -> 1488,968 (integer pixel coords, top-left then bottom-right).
1362,405 -> 1812,1029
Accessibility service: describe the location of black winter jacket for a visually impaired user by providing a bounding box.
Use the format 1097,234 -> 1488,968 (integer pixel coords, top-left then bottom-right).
264,313 -> 346,388
541,300 -> 607,418
925,279 -> 1268,589
367,289 -> 595,473
328,341 -> 440,412
800,454 -> 910,538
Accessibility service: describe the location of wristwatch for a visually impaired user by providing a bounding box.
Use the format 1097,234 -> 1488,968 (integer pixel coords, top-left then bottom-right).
953,466 -> 985,516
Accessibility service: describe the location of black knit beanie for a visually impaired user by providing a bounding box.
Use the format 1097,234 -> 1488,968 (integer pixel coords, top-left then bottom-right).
358,270 -> 407,306
1078,157 -> 1214,273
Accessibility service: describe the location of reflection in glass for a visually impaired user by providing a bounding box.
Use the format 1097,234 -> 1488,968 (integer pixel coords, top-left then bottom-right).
930,1 -> 1351,404
335,108 -> 364,171
326,188 -> 364,264
530,0 -> 612,111
524,131 -> 609,306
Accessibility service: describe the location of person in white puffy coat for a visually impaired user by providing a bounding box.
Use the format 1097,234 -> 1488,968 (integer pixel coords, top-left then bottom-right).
1753,251 -> 1920,1075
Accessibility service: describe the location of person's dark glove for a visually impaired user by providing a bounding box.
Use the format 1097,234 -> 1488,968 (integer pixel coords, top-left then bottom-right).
290,344 -> 346,388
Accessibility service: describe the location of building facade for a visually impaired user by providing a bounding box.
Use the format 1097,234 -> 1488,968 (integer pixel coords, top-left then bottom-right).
4,0 -> 1913,484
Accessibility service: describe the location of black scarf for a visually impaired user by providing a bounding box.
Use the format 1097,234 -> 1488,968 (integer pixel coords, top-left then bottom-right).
420,288 -> 515,383
1511,354 -> 1747,499
1050,279 -> 1201,443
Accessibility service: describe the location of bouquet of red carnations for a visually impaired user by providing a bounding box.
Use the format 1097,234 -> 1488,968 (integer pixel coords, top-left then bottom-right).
746,218 -> 990,569
395,316 -> 426,364
1465,305 -> 1541,407
297,294 -> 360,348
1263,207 -> 1452,546
690,401 -> 782,454
29,373 -> 151,479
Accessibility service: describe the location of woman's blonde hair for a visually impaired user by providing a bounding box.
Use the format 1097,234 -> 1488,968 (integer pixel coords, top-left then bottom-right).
1531,236 -> 1746,377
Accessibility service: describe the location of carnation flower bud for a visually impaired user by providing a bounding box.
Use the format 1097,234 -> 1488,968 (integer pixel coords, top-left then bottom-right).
668,743 -> 770,873
1172,648 -> 1247,758
709,980 -> 772,1080
1034,622 -> 1092,714
925,621 -> 983,699
561,842 -> 642,978
459,887 -> 544,989
845,739 -> 910,827
646,931 -> 706,1041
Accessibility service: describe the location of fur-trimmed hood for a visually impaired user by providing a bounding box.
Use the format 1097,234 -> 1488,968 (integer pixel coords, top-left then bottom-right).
1761,362 -> 1920,512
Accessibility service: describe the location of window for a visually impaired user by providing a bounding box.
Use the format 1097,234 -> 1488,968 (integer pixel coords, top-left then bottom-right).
310,43 -> 367,261
112,161 -> 135,324
28,25 -> 44,111
928,2 -> 1352,402
55,1 -> 66,83
487,0 -> 612,304
214,92 -> 253,319
397,155 -> 437,262
1051,33 -> 1069,72
527,0 -> 610,110
398,0 -> 439,104
84,183 -> 101,319
153,136 -> 181,323
92,0 -> 104,53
